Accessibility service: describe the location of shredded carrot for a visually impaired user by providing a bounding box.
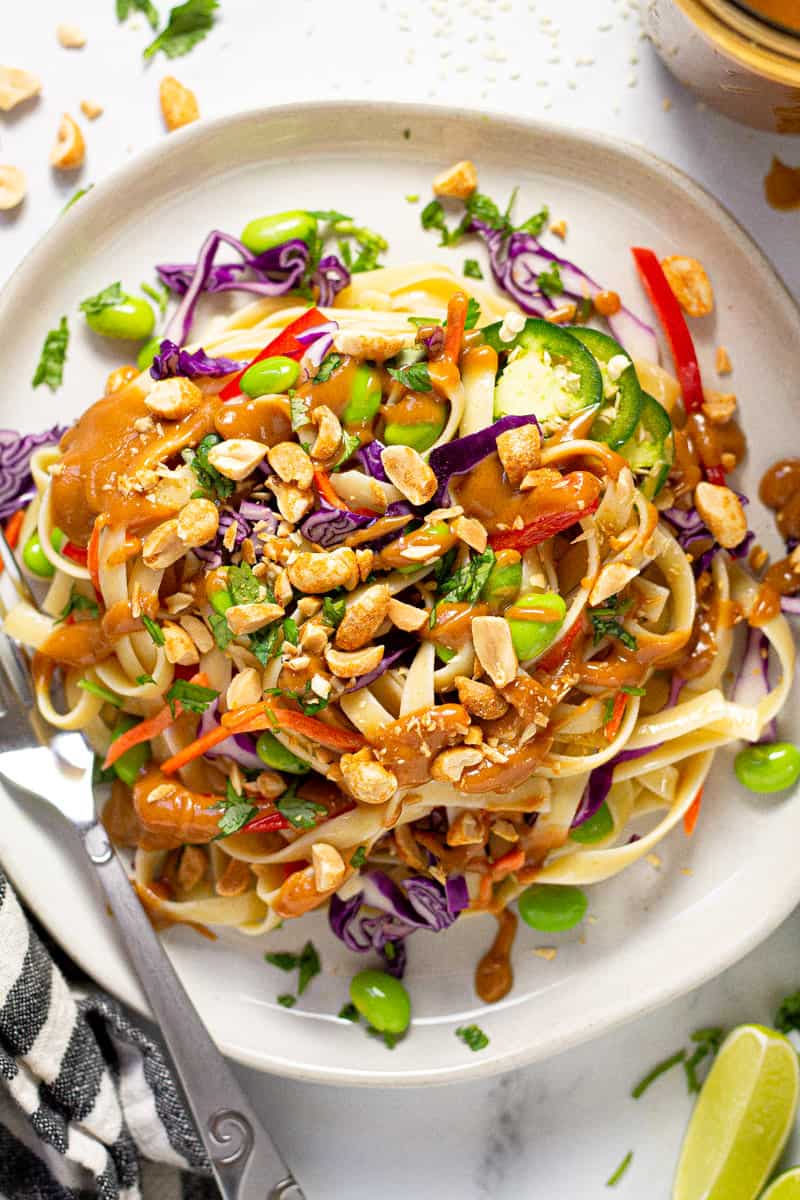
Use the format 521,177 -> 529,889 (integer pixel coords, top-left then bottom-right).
86,516 -> 106,596
475,873 -> 494,908
443,290 -> 468,363
313,470 -> 348,510
490,847 -> 525,882
683,786 -> 703,837
102,671 -> 210,769
604,692 -> 628,742
0,510 -> 24,576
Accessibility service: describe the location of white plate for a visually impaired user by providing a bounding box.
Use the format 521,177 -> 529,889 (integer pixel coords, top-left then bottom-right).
1,102 -> 798,1086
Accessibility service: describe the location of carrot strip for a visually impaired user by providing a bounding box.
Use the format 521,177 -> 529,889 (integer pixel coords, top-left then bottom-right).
0,510 -> 24,577
443,291 -> 468,363
86,516 -> 105,596
604,692 -> 628,742
313,470 -> 348,510
103,671 -> 210,769
491,847 -> 525,882
683,786 -> 703,837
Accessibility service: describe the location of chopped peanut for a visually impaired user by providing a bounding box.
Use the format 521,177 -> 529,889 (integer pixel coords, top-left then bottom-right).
288,548 -> 359,593
550,219 -> 568,239
340,748 -> 398,804
702,389 -> 737,425
0,166 -> 26,211
142,519 -> 184,570
593,290 -> 621,317
215,857 -> 253,897
162,621 -> 200,666
381,445 -> 437,507
455,675 -> 509,720
267,442 -> 314,490
311,842 -> 346,892
431,746 -> 484,784
387,597 -> 428,633
50,114 -> 85,171
57,24 -> 87,48
446,810 -> 490,845
472,616 -> 518,688
226,667 -> 263,710
310,406 -> 343,463
661,255 -> 714,318
80,99 -> 103,120
176,498 -> 219,548
335,584 -> 391,651
179,614 -> 214,655
177,845 -> 207,893
715,346 -> 733,376
206,438 -> 269,481
433,159 -> 478,199
545,303 -> 578,325
695,482 -> 748,549
325,643 -> 383,679
159,76 -> 199,132
451,515 -> 487,553
588,562 -> 638,607
266,478 -> 314,524
145,376 -> 203,420
226,602 -> 285,635
0,66 -> 41,112
496,423 -> 541,487
106,366 -> 139,396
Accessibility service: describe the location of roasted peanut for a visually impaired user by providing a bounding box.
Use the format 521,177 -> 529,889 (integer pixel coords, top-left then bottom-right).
266,477 -> 314,524
159,76 -> 199,132
288,548 -> 359,593
50,113 -> 85,170
335,584 -> 390,651
176,845 -> 207,893
0,166 -> 26,211
325,644 -> 383,680
225,602 -> 285,635
0,66 -> 41,112
381,445 -> 437,507
176,498 -> 219,548
702,389 -> 737,426
431,746 -> 484,783
57,24 -> 86,48
206,438 -> 269,481
267,441 -> 314,489
145,376 -> 203,420
215,857 -> 252,897
340,748 -> 398,804
661,255 -> 714,318
446,809 -> 490,845
695,482 -> 748,549
433,159 -> 478,199
472,616 -> 518,688
309,405 -> 342,463
179,614 -> 214,654
80,98 -> 103,120
455,675 -> 509,720
163,620 -> 200,666
142,518 -> 184,569
311,842 -> 346,892
387,597 -> 428,633
588,562 -> 638,607
451,515 -> 487,553
496,423 -> 541,487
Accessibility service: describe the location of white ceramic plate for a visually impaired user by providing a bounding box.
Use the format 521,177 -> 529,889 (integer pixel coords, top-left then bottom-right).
1,102 -> 798,1086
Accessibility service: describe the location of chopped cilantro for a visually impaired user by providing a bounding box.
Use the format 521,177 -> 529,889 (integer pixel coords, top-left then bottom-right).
209,610 -> 234,650
307,209 -> 352,223
249,622 -> 283,664
435,644 -> 456,663
322,594 -> 347,628
631,1049 -> 686,1099
407,316 -> 441,329
165,679 -> 219,717
57,588 -> 99,623
77,679 -> 122,707
684,1027 -> 724,1093
602,696 -> 616,725
776,990 -> 800,1034
621,685 -> 646,696
463,259 -> 483,280
456,1024 -> 490,1052
282,617 -> 299,646
32,317 -> 69,391
537,262 -> 563,298
61,185 -> 93,214
140,280 -> 170,317
215,778 -> 258,838
433,545 -> 458,589
589,597 -> 637,652
277,993 -> 296,1008
420,199 -> 451,245
516,205 -> 549,236
405,193 -> 419,203
227,562 -> 261,605
184,433 -> 234,500
338,1002 -> 360,1022
143,0 -> 218,59
606,1151 -> 633,1188
117,0 -> 160,28
93,753 -> 116,786
79,282 -> 125,317
314,353 -> 343,385
332,430 -> 361,470
142,615 -> 165,646
268,682 -> 329,716
387,362 -> 432,393
437,547 -> 496,607
265,941 -> 321,995
366,1026 -> 402,1049
290,392 -> 311,431
329,219 -> 388,274
264,951 -> 301,971
464,296 -> 481,330
136,673 -> 157,686
350,845 -> 367,868
276,787 -> 326,831
465,191 -> 506,230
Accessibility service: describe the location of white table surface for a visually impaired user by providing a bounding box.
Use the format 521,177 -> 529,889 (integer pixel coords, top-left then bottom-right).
3,1 -> 800,1196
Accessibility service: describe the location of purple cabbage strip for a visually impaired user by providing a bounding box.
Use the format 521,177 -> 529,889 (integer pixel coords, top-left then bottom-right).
343,636 -> 414,694
782,597 -> 800,615
661,504 -> 754,577
329,870 -> 469,978
732,626 -> 776,742
0,426 -> 68,522
158,232 -> 309,346
429,412 -> 541,506
197,701 -> 263,770
312,255 -> 350,307
299,497 -> 412,551
150,339 -> 244,381
355,439 -> 389,482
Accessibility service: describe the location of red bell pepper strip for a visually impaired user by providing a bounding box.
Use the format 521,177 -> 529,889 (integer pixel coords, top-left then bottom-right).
0,510 -> 24,576
219,306 -> 328,401
683,785 -> 703,837
313,469 -> 348,510
489,498 -> 600,552
490,847 -> 525,881
62,540 -> 88,566
243,809 -> 291,834
443,291 -> 468,363
603,692 -> 628,742
102,671 -> 211,769
631,247 -> 725,485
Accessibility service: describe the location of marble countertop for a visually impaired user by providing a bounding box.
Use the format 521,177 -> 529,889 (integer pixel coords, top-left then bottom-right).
3,1 -> 799,1195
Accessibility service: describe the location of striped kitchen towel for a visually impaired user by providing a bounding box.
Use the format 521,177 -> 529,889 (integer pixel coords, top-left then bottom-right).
0,868 -> 219,1200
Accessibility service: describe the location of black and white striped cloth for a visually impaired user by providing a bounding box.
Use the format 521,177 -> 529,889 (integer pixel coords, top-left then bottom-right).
0,868 -> 220,1200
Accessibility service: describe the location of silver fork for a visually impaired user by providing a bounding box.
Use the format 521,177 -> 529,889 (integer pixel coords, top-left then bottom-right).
0,538 -> 304,1200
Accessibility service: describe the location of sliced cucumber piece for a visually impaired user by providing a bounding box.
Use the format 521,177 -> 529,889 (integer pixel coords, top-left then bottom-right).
484,318 -> 602,434
570,326 -> 643,449
618,392 -> 674,499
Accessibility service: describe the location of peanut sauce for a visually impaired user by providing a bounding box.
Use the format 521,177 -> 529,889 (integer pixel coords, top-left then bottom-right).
751,557 -> 800,626
764,157 -> 800,211
475,909 -> 517,1004
679,571 -> 718,679
40,618 -> 114,667
373,703 -> 470,788
424,601 -> 489,649
451,452 -> 601,534
381,390 -> 448,431
213,393 -> 292,444
760,458 -> 800,542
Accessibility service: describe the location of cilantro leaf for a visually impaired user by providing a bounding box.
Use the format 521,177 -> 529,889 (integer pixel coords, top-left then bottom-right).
465,191 -> 506,231
631,1049 -> 686,1099
516,205 -> 549,236
277,993 -> 296,1008
463,259 -> 483,280
228,562 -> 261,605
184,433 -> 234,500
332,430 -> 361,471
289,392 -> 311,431
456,1024 -> 489,1052
276,789 -> 326,830
282,617 -> 299,646
57,587 -> 99,623
249,622 -> 283,665
136,673 -> 157,686
589,597 -> 637,652
420,199 -> 450,245
265,951 -> 300,970
265,941 -> 321,996
387,362 -> 432,392
215,778 -> 258,838
329,219 -> 388,274
350,845 -> 367,868
464,296 -> 481,330
79,282 -> 126,317
77,678 -> 123,707
322,594 -> 346,628
165,679 -> 219,717
32,317 -> 69,392
307,209 -> 352,223
537,262 -> 563,298
117,0 -> 160,28
684,1027 -> 724,1093
338,1002 -> 360,1022
143,0 -> 218,59
606,1151 -> 633,1188
141,280 -> 170,317
439,547 -> 496,605
776,991 -> 800,1034
366,1026 -> 402,1049
61,185 -> 93,214
314,353 -> 343,385
433,545 -> 458,589
208,610 -> 233,650
142,615 -> 165,646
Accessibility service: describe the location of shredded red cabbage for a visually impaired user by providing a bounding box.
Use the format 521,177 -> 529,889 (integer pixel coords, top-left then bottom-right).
299,498 -> 411,550
355,440 -> 389,482
150,339 -> 243,381
312,255 -> 350,308
782,597 -> 800,616
0,426 -> 68,522
732,626 -> 776,742
429,413 -> 541,506
342,636 -> 414,694
662,503 -> 753,576
328,870 -> 469,977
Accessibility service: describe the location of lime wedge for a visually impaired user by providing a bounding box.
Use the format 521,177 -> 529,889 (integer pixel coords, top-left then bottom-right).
762,1168 -> 800,1200
673,1024 -> 799,1200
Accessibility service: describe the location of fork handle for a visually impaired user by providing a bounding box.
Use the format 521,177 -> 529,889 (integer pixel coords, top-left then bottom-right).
82,822 -> 304,1200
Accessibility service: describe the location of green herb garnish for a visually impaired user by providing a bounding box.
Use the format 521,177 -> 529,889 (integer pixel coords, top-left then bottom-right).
606,1151 -> 633,1188
290,392 -> 311,431
143,0 -> 218,58
631,1049 -> 686,1099
215,778 -> 258,838
322,594 -> 347,628
350,845 -> 367,868
437,547 -> 495,607
387,362 -> 431,393
684,1027 -> 725,1093
141,280 -> 170,317
265,940 -> 321,995
165,679 -> 219,717
456,1024 -> 490,1052
142,615 -> 165,646
517,205 -> 549,236
463,259 -> 483,280
776,990 -> 800,1034
621,685 -> 646,696
332,430 -> 361,471
589,597 -> 637,652
209,611 -> 234,650
249,622 -> 284,664
314,353 -> 343,385
282,617 -> 299,646
228,562 -> 261,605
277,993 -> 296,1008
78,679 -> 123,707
338,1002 -> 360,1022
136,673 -> 157,686
184,433 -> 234,500
79,282 -> 125,317
537,262 -> 563,298
117,0 -> 160,28
464,296 -> 481,330
57,588 -> 99,623
276,787 -> 327,831
32,317 -> 69,391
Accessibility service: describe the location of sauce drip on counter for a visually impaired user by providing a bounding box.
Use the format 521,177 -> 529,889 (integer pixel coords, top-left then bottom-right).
475,908 -> 517,1004
760,458 -> 800,542
764,157 -> 800,211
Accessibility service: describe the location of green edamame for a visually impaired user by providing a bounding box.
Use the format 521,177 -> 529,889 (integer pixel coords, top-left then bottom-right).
734,742 -> 800,794
383,419 -> 444,453
342,365 -> 382,425
481,558 -> 522,609
110,714 -> 151,786
349,969 -> 411,1035
85,295 -> 155,341
570,802 -> 613,844
240,356 -> 300,399
22,531 -> 54,578
240,210 -> 318,255
256,731 -> 309,774
137,337 -> 161,372
51,527 -> 66,553
507,592 -> 566,661
518,883 -> 587,932
208,586 -> 233,615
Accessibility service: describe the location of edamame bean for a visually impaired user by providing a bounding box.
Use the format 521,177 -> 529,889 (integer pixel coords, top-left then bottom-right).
255,731 -> 309,775
383,419 -> 445,453
518,883 -> 587,932
85,295 -> 155,341
569,801 -> 613,844
342,365 -> 382,425
137,337 -> 161,372
110,714 -> 151,786
481,557 -> 522,609
22,531 -> 54,578
208,586 -> 233,615
734,742 -> 800,794
507,592 -> 566,661
241,355 -> 300,399
349,969 -> 411,1035
240,210 -> 318,255
51,527 -> 66,553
